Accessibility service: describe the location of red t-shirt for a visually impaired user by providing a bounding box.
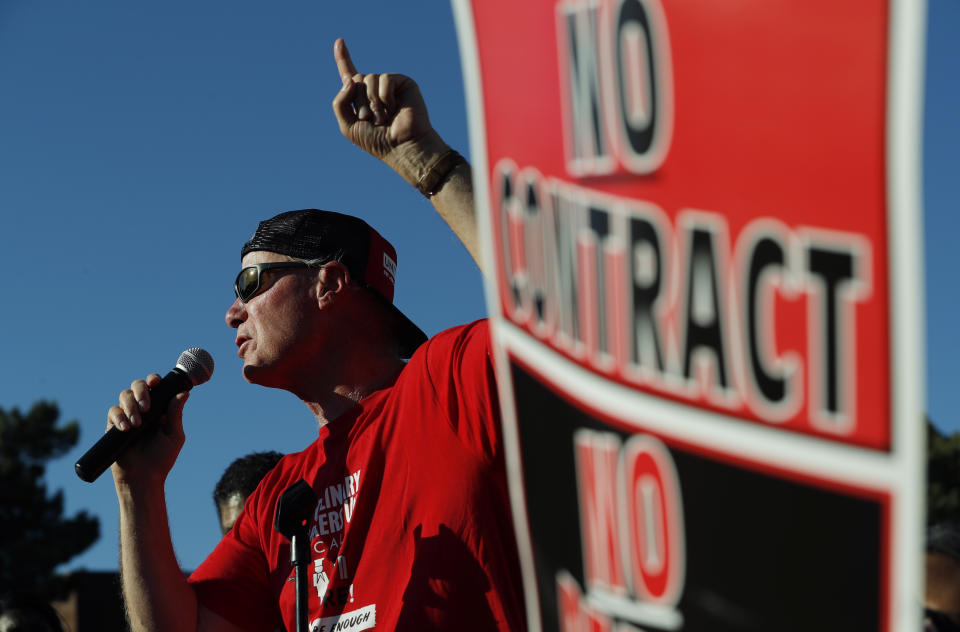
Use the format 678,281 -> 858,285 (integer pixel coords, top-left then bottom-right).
189,320 -> 525,631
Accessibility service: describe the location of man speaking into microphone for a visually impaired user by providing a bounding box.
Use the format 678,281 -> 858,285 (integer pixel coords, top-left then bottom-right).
103,39 -> 524,632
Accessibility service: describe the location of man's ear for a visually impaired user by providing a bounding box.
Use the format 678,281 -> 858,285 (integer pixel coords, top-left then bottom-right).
316,261 -> 351,305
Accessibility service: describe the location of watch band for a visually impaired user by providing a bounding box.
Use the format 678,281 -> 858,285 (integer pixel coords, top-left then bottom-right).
416,149 -> 466,197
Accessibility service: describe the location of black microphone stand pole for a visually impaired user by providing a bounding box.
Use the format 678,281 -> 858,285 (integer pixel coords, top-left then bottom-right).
275,480 -> 317,632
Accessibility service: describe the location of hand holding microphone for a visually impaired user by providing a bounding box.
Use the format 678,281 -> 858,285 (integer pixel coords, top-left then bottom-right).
76,348 -> 214,483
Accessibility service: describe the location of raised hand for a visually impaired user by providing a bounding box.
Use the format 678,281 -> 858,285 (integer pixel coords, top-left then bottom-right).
329,37 -> 481,269
331,38 -> 448,186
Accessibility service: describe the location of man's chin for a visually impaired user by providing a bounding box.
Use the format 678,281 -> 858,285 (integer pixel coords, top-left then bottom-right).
242,362 -> 266,384
242,362 -> 284,389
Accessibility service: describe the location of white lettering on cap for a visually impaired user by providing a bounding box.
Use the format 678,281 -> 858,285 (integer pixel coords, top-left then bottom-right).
382,253 -> 397,285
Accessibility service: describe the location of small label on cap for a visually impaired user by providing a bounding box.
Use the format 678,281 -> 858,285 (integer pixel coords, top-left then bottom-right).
382,253 -> 397,285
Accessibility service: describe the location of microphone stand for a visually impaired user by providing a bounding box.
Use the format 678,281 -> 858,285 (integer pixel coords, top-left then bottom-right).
275,480 -> 317,632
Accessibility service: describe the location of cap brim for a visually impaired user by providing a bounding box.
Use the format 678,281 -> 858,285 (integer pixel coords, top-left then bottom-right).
368,291 -> 427,359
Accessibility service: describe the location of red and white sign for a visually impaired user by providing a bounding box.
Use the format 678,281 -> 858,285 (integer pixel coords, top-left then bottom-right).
454,0 -> 926,630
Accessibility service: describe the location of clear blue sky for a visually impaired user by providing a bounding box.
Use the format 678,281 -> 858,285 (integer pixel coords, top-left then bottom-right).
0,0 -> 956,573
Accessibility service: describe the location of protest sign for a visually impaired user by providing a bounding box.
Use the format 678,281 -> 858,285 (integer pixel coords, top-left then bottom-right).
453,0 -> 926,629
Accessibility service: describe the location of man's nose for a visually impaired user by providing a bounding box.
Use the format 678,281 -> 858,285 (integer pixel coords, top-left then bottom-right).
225,297 -> 246,328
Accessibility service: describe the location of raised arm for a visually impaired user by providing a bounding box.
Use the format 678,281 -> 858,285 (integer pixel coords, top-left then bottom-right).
109,376 -> 244,632
330,38 -> 482,273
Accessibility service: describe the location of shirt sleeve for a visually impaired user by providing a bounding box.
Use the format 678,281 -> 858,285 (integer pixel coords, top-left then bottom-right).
422,319 -> 503,464
188,490 -> 284,632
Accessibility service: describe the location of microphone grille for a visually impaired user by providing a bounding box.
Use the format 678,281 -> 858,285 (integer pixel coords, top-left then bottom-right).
176,348 -> 215,386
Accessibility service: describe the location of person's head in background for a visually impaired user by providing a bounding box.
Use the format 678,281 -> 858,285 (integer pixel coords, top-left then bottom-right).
214,451 -> 284,535
926,521 -> 960,631
0,593 -> 64,632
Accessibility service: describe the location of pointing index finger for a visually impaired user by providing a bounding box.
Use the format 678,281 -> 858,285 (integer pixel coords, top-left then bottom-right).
334,38 -> 358,82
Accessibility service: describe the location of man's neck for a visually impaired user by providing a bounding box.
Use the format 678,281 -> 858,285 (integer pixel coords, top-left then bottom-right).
301,354 -> 405,426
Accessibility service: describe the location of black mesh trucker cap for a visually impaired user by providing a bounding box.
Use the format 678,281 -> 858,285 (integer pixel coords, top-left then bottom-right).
241,209 -> 428,358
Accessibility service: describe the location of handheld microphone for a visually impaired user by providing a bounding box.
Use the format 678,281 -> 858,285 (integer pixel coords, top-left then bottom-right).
75,347 -> 214,483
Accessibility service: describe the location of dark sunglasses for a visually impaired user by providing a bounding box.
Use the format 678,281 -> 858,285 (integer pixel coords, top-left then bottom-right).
234,262 -> 319,303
